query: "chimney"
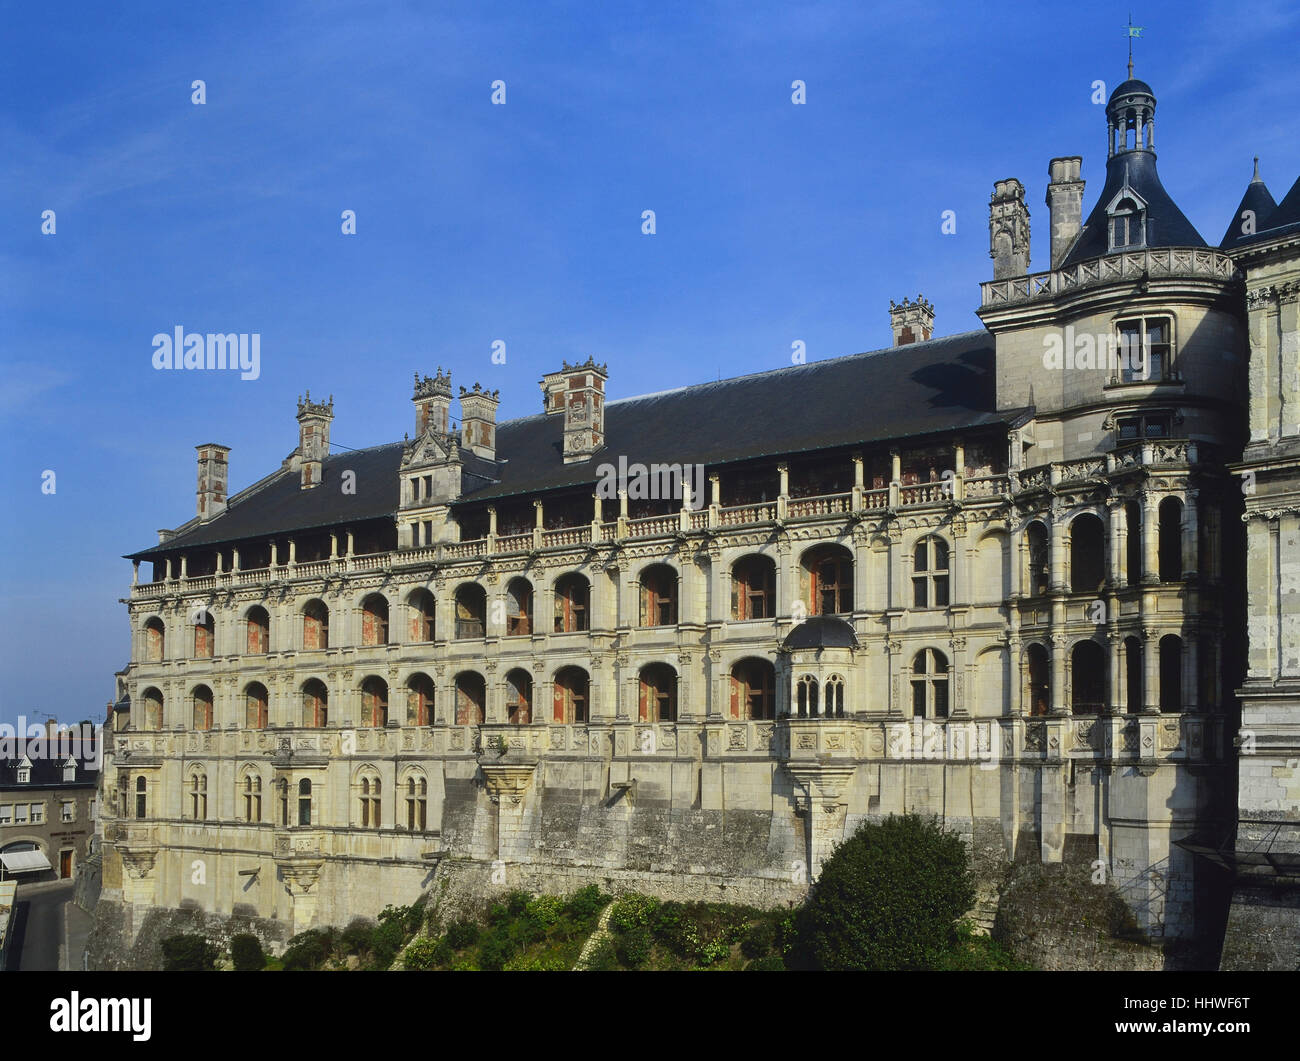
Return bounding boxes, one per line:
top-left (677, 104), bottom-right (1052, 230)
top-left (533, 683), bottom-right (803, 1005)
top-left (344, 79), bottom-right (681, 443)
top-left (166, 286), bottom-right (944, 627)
top-left (296, 391), bottom-right (334, 489)
top-left (1045, 157), bottom-right (1085, 269)
top-left (549, 357), bottom-right (608, 463)
top-left (196, 443), bottom-right (230, 522)
top-left (458, 384), bottom-right (500, 460)
top-left (889, 296), bottom-right (935, 346)
top-left (413, 369), bottom-right (453, 436)
top-left (989, 178), bottom-right (1031, 279)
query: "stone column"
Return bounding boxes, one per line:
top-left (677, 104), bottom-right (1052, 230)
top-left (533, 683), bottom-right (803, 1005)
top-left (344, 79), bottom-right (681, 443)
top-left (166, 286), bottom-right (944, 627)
top-left (1050, 633), bottom-right (1068, 715)
top-left (1142, 626), bottom-right (1160, 713)
top-left (1049, 517), bottom-right (1068, 593)
top-left (1182, 490), bottom-right (1199, 580)
top-left (1107, 498), bottom-right (1125, 587)
top-left (1141, 490), bottom-right (1160, 585)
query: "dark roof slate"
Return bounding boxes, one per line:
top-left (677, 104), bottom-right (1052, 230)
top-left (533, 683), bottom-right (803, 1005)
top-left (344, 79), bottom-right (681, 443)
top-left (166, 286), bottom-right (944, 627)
top-left (131, 330), bottom-right (1017, 559)
top-left (1220, 174), bottom-right (1279, 249)
top-left (782, 616), bottom-right (860, 651)
top-left (1060, 150), bottom-right (1207, 268)
top-left (0, 748), bottom-right (100, 789)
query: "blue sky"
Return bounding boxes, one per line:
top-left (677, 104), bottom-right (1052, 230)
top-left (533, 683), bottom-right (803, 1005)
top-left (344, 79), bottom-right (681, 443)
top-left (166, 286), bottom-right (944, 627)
top-left (1, 0), bottom-right (1297, 725)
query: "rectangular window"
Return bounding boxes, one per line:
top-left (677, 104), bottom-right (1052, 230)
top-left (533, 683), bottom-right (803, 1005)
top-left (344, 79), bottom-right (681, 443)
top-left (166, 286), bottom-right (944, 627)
top-left (61, 801), bottom-right (75, 823)
top-left (1116, 317), bottom-right (1174, 382)
top-left (0, 805), bottom-right (12, 825)
top-left (31, 803), bottom-right (44, 824)
top-left (15, 804), bottom-right (28, 824)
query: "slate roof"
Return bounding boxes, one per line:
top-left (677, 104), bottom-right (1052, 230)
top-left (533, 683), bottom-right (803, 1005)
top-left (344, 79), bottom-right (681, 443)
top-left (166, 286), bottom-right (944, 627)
top-left (1229, 174), bottom-right (1300, 250)
top-left (1060, 149), bottom-right (1207, 268)
top-left (130, 329), bottom-right (1020, 561)
top-left (782, 616), bottom-right (860, 651)
top-left (1220, 166), bottom-right (1278, 249)
top-left (0, 748), bottom-right (100, 790)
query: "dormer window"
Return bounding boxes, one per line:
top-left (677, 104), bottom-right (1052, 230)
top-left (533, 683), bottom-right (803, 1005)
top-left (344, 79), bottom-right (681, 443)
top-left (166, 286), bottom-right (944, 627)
top-left (17, 767), bottom-right (30, 784)
top-left (1109, 197), bottom-right (1145, 250)
top-left (63, 757), bottom-right (77, 783)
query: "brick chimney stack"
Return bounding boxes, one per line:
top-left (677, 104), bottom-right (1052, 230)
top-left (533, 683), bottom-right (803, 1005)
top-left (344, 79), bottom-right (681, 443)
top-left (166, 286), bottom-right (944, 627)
top-left (539, 357), bottom-right (608, 463)
top-left (989, 178), bottom-right (1031, 279)
top-left (889, 296), bottom-right (935, 346)
top-left (196, 443), bottom-right (230, 522)
top-left (1045, 157), bottom-right (1085, 268)
top-left (413, 369), bottom-right (452, 436)
top-left (458, 384), bottom-right (500, 460)
top-left (296, 392), bottom-right (333, 489)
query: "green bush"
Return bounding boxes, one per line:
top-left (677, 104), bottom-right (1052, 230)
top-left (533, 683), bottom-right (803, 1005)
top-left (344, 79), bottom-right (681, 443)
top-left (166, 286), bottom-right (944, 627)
top-left (477, 928), bottom-right (516, 971)
top-left (584, 937), bottom-right (619, 971)
top-left (446, 920), bottom-right (479, 950)
top-left (525, 895), bottom-right (564, 933)
top-left (341, 918), bottom-right (375, 954)
top-left (615, 925), bottom-right (652, 968)
top-left (230, 933), bottom-right (266, 972)
top-left (740, 921), bottom-right (775, 960)
top-left (609, 893), bottom-right (660, 934)
top-left (161, 934), bottom-right (218, 971)
top-left (563, 883), bottom-right (607, 923)
top-left (797, 813), bottom-right (974, 970)
top-left (402, 937), bottom-right (441, 970)
top-left (369, 907), bottom-right (410, 969)
top-left (504, 890), bottom-right (532, 917)
top-left (744, 954), bottom-right (786, 971)
top-left (281, 928), bottom-right (336, 971)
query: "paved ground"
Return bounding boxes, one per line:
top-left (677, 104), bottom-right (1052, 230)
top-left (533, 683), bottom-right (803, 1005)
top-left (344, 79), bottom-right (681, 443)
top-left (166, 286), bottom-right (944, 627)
top-left (6, 879), bottom-right (76, 971)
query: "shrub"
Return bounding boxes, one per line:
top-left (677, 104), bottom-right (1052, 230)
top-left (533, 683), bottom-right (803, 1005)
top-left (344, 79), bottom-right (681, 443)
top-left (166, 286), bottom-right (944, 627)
top-left (504, 890), bottom-right (532, 917)
top-left (525, 894), bottom-right (564, 933)
top-left (161, 934), bottom-right (218, 971)
top-left (563, 883), bottom-right (606, 923)
top-left (446, 920), bottom-right (479, 950)
top-left (369, 908), bottom-right (409, 970)
top-left (609, 893), bottom-right (660, 935)
top-left (477, 929), bottom-right (516, 971)
top-left (281, 928), bottom-right (336, 971)
top-left (743, 954), bottom-right (786, 971)
top-left (615, 925), bottom-right (652, 968)
top-left (230, 933), bottom-right (266, 972)
top-left (740, 921), bottom-right (775, 960)
top-left (341, 918), bottom-right (375, 955)
top-left (584, 937), bottom-right (619, 971)
top-left (797, 813), bottom-right (974, 970)
top-left (401, 937), bottom-right (441, 971)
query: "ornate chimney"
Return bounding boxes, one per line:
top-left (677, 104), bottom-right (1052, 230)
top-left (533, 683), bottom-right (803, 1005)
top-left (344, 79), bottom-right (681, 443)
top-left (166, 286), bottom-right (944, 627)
top-left (989, 178), bottom-right (1031, 279)
top-left (1045, 157), bottom-right (1085, 268)
top-left (413, 369), bottom-right (453, 436)
top-left (458, 384), bottom-right (500, 460)
top-left (195, 444), bottom-right (230, 522)
top-left (889, 296), bottom-right (935, 347)
top-left (296, 392), bottom-right (333, 489)
top-left (541, 357), bottom-right (608, 463)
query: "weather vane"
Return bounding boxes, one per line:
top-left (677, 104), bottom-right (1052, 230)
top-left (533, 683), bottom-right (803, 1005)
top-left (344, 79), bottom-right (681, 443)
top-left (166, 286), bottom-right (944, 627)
top-left (1126, 14), bottom-right (1144, 79)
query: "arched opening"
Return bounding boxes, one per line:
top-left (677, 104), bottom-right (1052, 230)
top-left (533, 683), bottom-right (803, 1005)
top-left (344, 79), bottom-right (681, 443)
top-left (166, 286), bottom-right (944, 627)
top-left (144, 618), bottom-right (165, 662)
top-left (553, 574), bottom-right (589, 633)
top-left (297, 779), bottom-right (312, 826)
top-left (1124, 636), bottom-right (1144, 712)
top-left (1071, 640), bottom-right (1107, 715)
top-left (404, 774), bottom-right (428, 831)
top-left (911, 649), bottom-right (949, 719)
top-left (454, 584), bottom-right (486, 639)
top-left (361, 594), bottom-right (390, 646)
top-left (1026, 522), bottom-right (1049, 596)
top-left (802, 544), bottom-right (853, 615)
top-left (358, 773), bottom-right (381, 828)
top-left (246, 606), bottom-right (270, 654)
top-left (639, 564), bottom-right (678, 627)
top-left (301, 679), bottom-right (329, 728)
top-left (553, 666), bottom-right (590, 724)
top-left (825, 674), bottom-right (846, 718)
top-left (360, 676), bottom-right (389, 728)
top-left (1125, 500), bottom-right (1142, 583)
top-left (407, 588), bottom-right (436, 642)
top-left (731, 555), bottom-right (776, 620)
top-left (1026, 643), bottom-right (1050, 716)
top-left (191, 685), bottom-right (214, 731)
top-left (505, 668), bottom-right (533, 724)
top-left (193, 611), bottom-right (214, 658)
top-left (1159, 497), bottom-right (1183, 582)
top-left (638, 663), bottom-right (677, 722)
top-left (454, 672), bottom-right (486, 726)
top-left (241, 772), bottom-right (262, 822)
top-left (244, 682), bottom-right (269, 730)
top-left (796, 674), bottom-right (819, 718)
top-left (506, 578), bottom-right (533, 636)
top-left (1159, 635), bottom-right (1183, 712)
top-left (730, 658), bottom-right (776, 720)
top-left (141, 688), bottom-right (163, 731)
top-left (1070, 513), bottom-right (1106, 593)
top-left (912, 537), bottom-right (951, 608)
top-left (302, 599), bottom-right (329, 650)
top-left (188, 771), bottom-right (208, 820)
top-left (406, 673), bottom-right (435, 726)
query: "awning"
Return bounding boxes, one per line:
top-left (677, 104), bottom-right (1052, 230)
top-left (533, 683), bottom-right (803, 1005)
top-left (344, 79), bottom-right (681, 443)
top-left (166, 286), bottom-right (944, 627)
top-left (0, 850), bottom-right (52, 874)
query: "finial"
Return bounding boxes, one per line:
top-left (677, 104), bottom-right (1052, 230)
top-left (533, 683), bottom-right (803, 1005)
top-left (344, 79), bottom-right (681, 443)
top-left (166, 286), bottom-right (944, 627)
top-left (1252, 156), bottom-right (1261, 182)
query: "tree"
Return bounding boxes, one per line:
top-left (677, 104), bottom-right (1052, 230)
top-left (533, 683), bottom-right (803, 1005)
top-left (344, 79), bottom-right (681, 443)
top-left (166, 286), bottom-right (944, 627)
top-left (797, 814), bottom-right (974, 970)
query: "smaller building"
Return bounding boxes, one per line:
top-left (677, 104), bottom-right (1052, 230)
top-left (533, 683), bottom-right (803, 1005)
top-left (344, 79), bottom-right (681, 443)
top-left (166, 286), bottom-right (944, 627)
top-left (0, 723), bottom-right (100, 884)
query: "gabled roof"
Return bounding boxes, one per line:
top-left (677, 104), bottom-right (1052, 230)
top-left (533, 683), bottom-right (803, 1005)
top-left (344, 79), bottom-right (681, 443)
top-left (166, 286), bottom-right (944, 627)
top-left (1060, 151), bottom-right (1207, 268)
top-left (129, 329), bottom-right (1019, 560)
top-left (0, 749), bottom-right (99, 789)
top-left (1220, 165), bottom-right (1278, 249)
